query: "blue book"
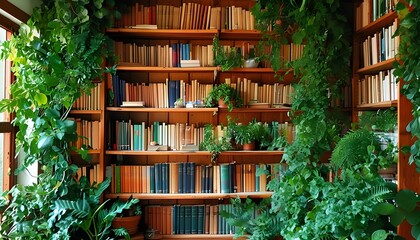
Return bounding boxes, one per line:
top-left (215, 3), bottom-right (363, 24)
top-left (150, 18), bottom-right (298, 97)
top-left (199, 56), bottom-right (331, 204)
top-left (191, 205), bottom-right (198, 234)
top-left (175, 80), bottom-right (180, 101)
top-left (168, 80), bottom-right (177, 108)
top-left (150, 165), bottom-right (155, 193)
top-left (182, 162), bottom-right (187, 193)
top-left (197, 205), bottom-right (204, 234)
top-left (178, 162), bottom-right (184, 193)
top-left (162, 163), bottom-right (169, 193)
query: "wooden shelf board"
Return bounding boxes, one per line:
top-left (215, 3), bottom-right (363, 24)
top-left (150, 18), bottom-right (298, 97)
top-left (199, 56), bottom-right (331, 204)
top-left (161, 234), bottom-right (237, 239)
top-left (220, 108), bottom-right (291, 113)
top-left (116, 65), bottom-right (218, 72)
top-left (71, 149), bottom-right (101, 155)
top-left (106, 150), bottom-right (284, 156)
top-left (106, 192), bottom-right (272, 200)
top-left (106, 107), bottom-right (218, 113)
top-left (106, 28), bottom-right (218, 40)
top-left (70, 110), bottom-right (102, 115)
top-left (355, 100), bottom-right (398, 109)
top-left (220, 29), bottom-right (262, 40)
top-left (221, 151), bottom-right (284, 156)
top-left (356, 11), bottom-right (397, 38)
top-left (356, 58), bottom-right (395, 75)
top-left (106, 150), bottom-right (211, 156)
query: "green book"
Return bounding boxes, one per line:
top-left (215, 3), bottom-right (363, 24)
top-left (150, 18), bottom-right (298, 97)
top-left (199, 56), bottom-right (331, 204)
top-left (133, 124), bottom-right (139, 150)
top-left (179, 205), bottom-right (185, 234)
top-left (150, 165), bottom-right (155, 193)
top-left (191, 205), bottom-right (198, 234)
top-left (197, 205), bottom-right (204, 234)
top-left (255, 164), bottom-right (260, 192)
top-left (220, 164), bottom-right (230, 193)
top-left (115, 165), bottom-right (121, 193)
top-left (184, 205), bottom-right (192, 234)
top-left (172, 205), bottom-right (178, 234)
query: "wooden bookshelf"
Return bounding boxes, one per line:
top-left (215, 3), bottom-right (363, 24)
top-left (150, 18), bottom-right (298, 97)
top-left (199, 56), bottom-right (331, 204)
top-left (104, 1), bottom-right (291, 239)
top-left (355, 11), bottom-right (397, 38)
top-left (355, 58), bottom-right (395, 75)
top-left (355, 100), bottom-right (398, 110)
top-left (106, 28), bottom-right (218, 40)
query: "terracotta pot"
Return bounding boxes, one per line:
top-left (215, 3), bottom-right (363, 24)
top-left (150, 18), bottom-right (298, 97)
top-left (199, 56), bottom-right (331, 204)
top-left (112, 215), bottom-right (141, 235)
top-left (218, 98), bottom-right (228, 108)
top-left (242, 142), bottom-right (255, 150)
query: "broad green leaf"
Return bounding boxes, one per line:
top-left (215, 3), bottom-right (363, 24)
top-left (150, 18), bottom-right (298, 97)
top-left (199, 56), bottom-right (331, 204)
top-left (406, 210), bottom-right (420, 226)
top-left (373, 202), bottom-right (395, 215)
top-left (396, 190), bottom-right (417, 212)
top-left (34, 93), bottom-right (48, 106)
top-left (38, 135), bottom-right (54, 150)
top-left (411, 224), bottom-right (420, 240)
top-left (390, 208), bottom-right (405, 226)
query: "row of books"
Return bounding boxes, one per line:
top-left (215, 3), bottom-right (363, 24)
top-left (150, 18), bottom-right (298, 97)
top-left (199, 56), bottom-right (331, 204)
top-left (357, 69), bottom-right (398, 105)
top-left (145, 204), bottom-right (253, 235)
top-left (76, 164), bottom-right (99, 185)
top-left (355, 0), bottom-right (397, 30)
top-left (115, 3), bottom-right (257, 31)
top-left (72, 83), bottom-right (102, 110)
top-left (113, 121), bottom-right (203, 151)
top-left (108, 163), bottom-right (284, 194)
top-left (360, 19), bottom-right (398, 68)
top-left (70, 119), bottom-right (101, 150)
top-left (111, 75), bottom-right (295, 108)
top-left (114, 42), bottom-right (215, 67)
top-left (225, 77), bottom-right (294, 106)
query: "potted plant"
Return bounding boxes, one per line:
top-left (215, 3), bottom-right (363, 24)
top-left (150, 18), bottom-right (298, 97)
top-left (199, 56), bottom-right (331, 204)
top-left (112, 198), bottom-right (142, 236)
top-left (205, 83), bottom-right (243, 111)
top-left (232, 120), bottom-right (269, 150)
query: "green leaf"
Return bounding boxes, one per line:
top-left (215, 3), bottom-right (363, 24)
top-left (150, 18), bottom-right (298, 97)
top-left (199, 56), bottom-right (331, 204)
top-left (411, 224), bottom-right (420, 240)
top-left (371, 230), bottom-right (388, 240)
top-left (390, 208), bottom-right (405, 226)
top-left (34, 93), bottom-right (48, 106)
top-left (396, 190), bottom-right (418, 212)
top-left (292, 31), bottom-right (305, 45)
top-left (406, 210), bottom-right (420, 226)
top-left (373, 202), bottom-right (395, 215)
top-left (38, 134), bottom-right (54, 150)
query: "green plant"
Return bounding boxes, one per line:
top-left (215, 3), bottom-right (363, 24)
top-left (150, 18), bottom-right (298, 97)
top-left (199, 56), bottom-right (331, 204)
top-left (232, 120), bottom-right (269, 146)
top-left (205, 83), bottom-right (243, 111)
top-left (358, 109), bottom-right (398, 132)
top-left (212, 35), bottom-right (244, 71)
top-left (199, 124), bottom-right (232, 163)
top-left (393, 1), bottom-right (420, 173)
top-left (0, 0), bottom-right (126, 238)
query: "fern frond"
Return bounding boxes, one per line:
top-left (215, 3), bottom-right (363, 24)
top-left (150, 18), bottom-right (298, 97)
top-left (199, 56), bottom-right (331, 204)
top-left (331, 129), bottom-right (376, 170)
top-left (53, 199), bottom-right (91, 218)
top-left (368, 186), bottom-right (392, 202)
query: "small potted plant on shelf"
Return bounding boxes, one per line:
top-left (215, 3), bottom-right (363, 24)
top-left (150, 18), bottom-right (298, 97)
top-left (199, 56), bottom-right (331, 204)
top-left (205, 83), bottom-right (243, 112)
top-left (112, 198), bottom-right (142, 236)
top-left (199, 124), bottom-right (233, 163)
top-left (212, 35), bottom-right (244, 71)
top-left (232, 120), bottom-right (269, 150)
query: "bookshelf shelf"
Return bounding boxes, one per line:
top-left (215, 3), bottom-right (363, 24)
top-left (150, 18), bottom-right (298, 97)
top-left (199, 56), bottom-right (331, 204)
top-left (106, 192), bottom-right (272, 200)
top-left (356, 58), bottom-right (395, 75)
top-left (161, 234), bottom-right (238, 239)
top-left (106, 150), bottom-right (211, 156)
top-left (220, 151), bottom-right (284, 156)
top-left (355, 11), bottom-right (397, 38)
top-left (220, 108), bottom-right (291, 113)
top-left (69, 110), bottom-right (102, 115)
top-left (106, 28), bottom-right (218, 40)
top-left (116, 65), bottom-right (218, 72)
top-left (356, 100), bottom-right (398, 110)
top-left (106, 107), bottom-right (218, 113)
top-left (220, 29), bottom-right (262, 40)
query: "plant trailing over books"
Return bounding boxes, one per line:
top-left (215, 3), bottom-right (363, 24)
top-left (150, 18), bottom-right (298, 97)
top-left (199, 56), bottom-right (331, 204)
top-left (357, 108), bottom-right (397, 133)
top-left (393, 1), bottom-right (420, 173)
top-left (0, 0), bottom-right (132, 238)
top-left (205, 83), bottom-right (243, 111)
top-left (212, 35), bottom-right (244, 71)
top-left (199, 124), bottom-right (232, 163)
top-left (232, 119), bottom-right (269, 150)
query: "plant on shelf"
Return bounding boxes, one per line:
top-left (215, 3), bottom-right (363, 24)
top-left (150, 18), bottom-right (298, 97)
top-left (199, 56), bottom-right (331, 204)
top-left (232, 120), bottom-right (269, 150)
top-left (112, 197), bottom-right (142, 236)
top-left (205, 83), bottom-right (243, 111)
top-left (0, 0), bottom-right (133, 238)
top-left (199, 124), bottom-right (232, 164)
top-left (212, 35), bottom-right (245, 71)
top-left (357, 108), bottom-right (397, 133)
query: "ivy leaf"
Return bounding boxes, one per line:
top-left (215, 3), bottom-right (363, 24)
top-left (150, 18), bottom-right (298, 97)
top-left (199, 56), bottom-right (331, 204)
top-left (390, 208), bottom-right (405, 226)
top-left (34, 93), bottom-right (48, 106)
top-left (412, 224), bottom-right (420, 240)
top-left (406, 210), bottom-right (420, 226)
top-left (292, 31), bottom-right (305, 45)
top-left (38, 134), bottom-right (54, 150)
top-left (371, 230), bottom-right (388, 240)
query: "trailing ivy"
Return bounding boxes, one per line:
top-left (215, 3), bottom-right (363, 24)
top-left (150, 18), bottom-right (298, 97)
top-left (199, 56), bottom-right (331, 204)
top-left (0, 0), bottom-right (136, 239)
top-left (393, 1), bottom-right (420, 173)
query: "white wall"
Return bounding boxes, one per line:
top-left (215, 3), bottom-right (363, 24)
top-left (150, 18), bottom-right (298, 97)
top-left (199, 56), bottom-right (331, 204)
top-left (7, 0), bottom-right (41, 15)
